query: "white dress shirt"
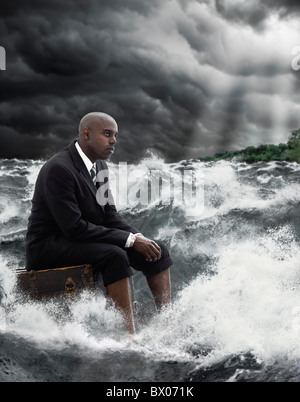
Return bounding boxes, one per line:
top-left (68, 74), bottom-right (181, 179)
top-left (75, 141), bottom-right (94, 174)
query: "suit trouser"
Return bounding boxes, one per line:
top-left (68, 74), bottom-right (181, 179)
top-left (26, 234), bottom-right (173, 287)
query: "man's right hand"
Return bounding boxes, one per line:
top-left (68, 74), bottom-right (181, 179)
top-left (133, 236), bottom-right (162, 262)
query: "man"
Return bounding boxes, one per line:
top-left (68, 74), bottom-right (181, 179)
top-left (25, 112), bottom-right (173, 334)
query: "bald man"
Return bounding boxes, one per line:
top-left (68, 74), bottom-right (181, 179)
top-left (25, 112), bottom-right (173, 333)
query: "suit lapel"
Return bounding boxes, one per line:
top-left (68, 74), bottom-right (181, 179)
top-left (80, 168), bottom-right (97, 197)
top-left (68, 141), bottom-right (105, 212)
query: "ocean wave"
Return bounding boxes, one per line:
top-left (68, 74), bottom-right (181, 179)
top-left (1, 157), bottom-right (300, 381)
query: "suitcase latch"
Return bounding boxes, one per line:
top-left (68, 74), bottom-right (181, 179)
top-left (65, 277), bottom-right (77, 296)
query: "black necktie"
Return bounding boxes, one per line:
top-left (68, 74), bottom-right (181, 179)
top-left (90, 165), bottom-right (97, 187)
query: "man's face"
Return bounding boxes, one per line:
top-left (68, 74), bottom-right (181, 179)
top-left (86, 117), bottom-right (118, 161)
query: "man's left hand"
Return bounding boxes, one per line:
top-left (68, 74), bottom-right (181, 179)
top-left (132, 236), bottom-right (162, 262)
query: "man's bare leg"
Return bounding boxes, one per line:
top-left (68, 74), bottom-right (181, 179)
top-left (146, 268), bottom-right (171, 311)
top-left (106, 278), bottom-right (135, 334)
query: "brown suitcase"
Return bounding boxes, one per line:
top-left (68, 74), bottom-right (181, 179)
top-left (17, 264), bottom-right (96, 300)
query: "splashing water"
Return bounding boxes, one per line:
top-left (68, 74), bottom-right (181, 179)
top-left (1, 157), bottom-right (300, 382)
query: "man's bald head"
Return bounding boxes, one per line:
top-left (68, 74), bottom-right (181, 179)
top-left (79, 112), bottom-right (118, 138)
top-left (77, 112), bottom-right (118, 162)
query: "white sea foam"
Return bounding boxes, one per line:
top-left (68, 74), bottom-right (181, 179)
top-left (136, 226), bottom-right (300, 365)
top-left (0, 198), bottom-right (19, 224)
top-left (2, 225), bottom-right (299, 368)
top-left (1, 158), bottom-right (300, 380)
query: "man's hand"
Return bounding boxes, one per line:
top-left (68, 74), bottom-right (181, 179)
top-left (133, 236), bottom-right (162, 262)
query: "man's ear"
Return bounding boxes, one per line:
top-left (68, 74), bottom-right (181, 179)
top-left (83, 127), bottom-right (90, 139)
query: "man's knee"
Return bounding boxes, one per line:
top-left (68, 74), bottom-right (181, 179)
top-left (95, 245), bottom-right (133, 287)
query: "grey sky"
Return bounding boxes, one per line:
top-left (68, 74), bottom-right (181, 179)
top-left (0, 0), bottom-right (299, 162)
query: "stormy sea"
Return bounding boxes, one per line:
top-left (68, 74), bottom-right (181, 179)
top-left (1, 155), bottom-right (300, 383)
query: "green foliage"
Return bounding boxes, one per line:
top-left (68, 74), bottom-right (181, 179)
top-left (200, 129), bottom-right (300, 163)
top-left (285, 129), bottom-right (300, 162)
top-left (288, 128), bottom-right (300, 145)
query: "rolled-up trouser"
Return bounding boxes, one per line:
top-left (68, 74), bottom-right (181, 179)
top-left (26, 234), bottom-right (173, 287)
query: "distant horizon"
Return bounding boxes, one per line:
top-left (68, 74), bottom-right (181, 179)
top-left (0, 128), bottom-right (297, 164)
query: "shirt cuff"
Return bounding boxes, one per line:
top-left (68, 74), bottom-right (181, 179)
top-left (125, 233), bottom-right (143, 248)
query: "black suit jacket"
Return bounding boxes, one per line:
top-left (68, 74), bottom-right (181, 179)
top-left (25, 141), bottom-right (138, 269)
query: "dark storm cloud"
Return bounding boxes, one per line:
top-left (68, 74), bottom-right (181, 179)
top-left (0, 0), bottom-right (299, 162)
top-left (0, 0), bottom-right (168, 160)
top-left (214, 0), bottom-right (300, 27)
top-left (214, 0), bottom-right (269, 28)
top-left (264, 0), bottom-right (300, 15)
top-left (0, 0), bottom-right (207, 162)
